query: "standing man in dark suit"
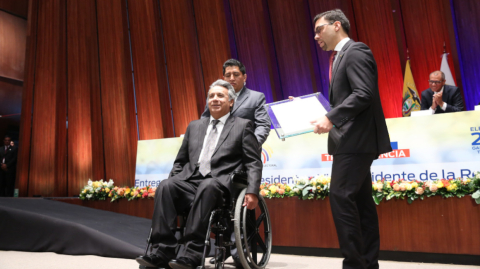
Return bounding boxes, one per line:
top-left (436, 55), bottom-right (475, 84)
top-left (202, 59), bottom-right (271, 149)
top-left (0, 135), bottom-right (18, 197)
top-left (311, 10), bottom-right (391, 269)
top-left (136, 79), bottom-right (262, 269)
top-left (420, 70), bottom-right (464, 113)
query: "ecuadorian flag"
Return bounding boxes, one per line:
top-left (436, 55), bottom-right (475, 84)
top-left (402, 60), bottom-right (421, 117)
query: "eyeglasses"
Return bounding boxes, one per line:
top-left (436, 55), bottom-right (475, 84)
top-left (315, 21), bottom-right (334, 35)
top-left (428, 80), bottom-right (444, 85)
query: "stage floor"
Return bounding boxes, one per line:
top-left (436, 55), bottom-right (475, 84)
top-left (1, 251), bottom-right (479, 269)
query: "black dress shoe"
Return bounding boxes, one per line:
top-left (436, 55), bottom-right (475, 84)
top-left (232, 256), bottom-right (246, 269)
top-left (168, 257), bottom-right (198, 269)
top-left (136, 254), bottom-right (171, 269)
top-left (209, 250), bottom-right (231, 264)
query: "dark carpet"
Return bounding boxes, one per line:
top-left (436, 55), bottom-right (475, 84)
top-left (0, 198), bottom-right (150, 259)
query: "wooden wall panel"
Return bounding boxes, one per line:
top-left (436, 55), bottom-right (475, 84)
top-left (400, 0), bottom-right (457, 93)
top-left (229, 0), bottom-right (281, 102)
top-left (352, 0), bottom-right (403, 118)
top-left (28, 0), bottom-right (67, 196)
top-left (17, 0), bottom-right (38, 197)
top-left (0, 0), bottom-right (29, 18)
top-left (269, 197), bottom-right (480, 254)
top-left (159, 0), bottom-right (206, 136)
top-left (266, 0), bottom-right (322, 98)
top-left (0, 11), bottom-right (27, 81)
top-left (66, 0), bottom-right (105, 196)
top-left (193, 0), bottom-right (231, 89)
top-left (96, 0), bottom-right (137, 187)
top-left (127, 0), bottom-right (173, 140)
top-left (308, 0), bottom-right (358, 101)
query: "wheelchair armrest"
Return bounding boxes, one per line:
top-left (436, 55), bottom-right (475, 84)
top-left (230, 171), bottom-right (248, 188)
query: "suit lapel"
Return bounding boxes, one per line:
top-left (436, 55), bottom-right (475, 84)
top-left (232, 87), bottom-right (249, 114)
top-left (194, 117), bottom-right (210, 162)
top-left (329, 40), bottom-right (354, 103)
top-left (212, 116), bottom-right (235, 157)
top-left (442, 85), bottom-right (449, 103)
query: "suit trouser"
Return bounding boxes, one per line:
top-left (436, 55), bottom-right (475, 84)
top-left (150, 172), bottom-right (228, 264)
top-left (330, 153), bottom-right (379, 269)
top-left (0, 168), bottom-right (15, 197)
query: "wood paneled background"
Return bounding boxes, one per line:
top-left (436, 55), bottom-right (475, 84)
top-left (5, 0), bottom-right (479, 196)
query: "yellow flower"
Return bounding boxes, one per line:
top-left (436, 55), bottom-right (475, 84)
top-left (372, 184), bottom-right (378, 191)
top-left (447, 184), bottom-right (458, 192)
top-left (82, 189), bottom-right (87, 194)
top-left (405, 184), bottom-right (413, 191)
top-left (269, 185), bottom-right (277, 194)
top-left (437, 182), bottom-right (444, 188)
top-left (105, 188), bottom-right (110, 193)
top-left (285, 186), bottom-right (291, 192)
top-left (137, 194), bottom-right (141, 197)
top-left (411, 182), bottom-right (418, 189)
top-left (316, 186), bottom-right (321, 190)
top-left (125, 188), bottom-right (131, 195)
top-left (108, 193), bottom-right (112, 197)
top-left (467, 179), bottom-right (471, 183)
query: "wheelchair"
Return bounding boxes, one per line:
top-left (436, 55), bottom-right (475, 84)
top-left (140, 171), bottom-right (272, 269)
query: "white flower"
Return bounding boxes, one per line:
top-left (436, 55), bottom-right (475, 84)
top-left (87, 179), bottom-right (92, 186)
top-left (107, 179), bottom-right (114, 187)
top-left (86, 194), bottom-right (92, 199)
top-left (476, 172), bottom-right (480, 179)
top-left (293, 188), bottom-right (299, 194)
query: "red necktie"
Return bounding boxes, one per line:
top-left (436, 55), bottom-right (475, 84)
top-left (329, 51), bottom-right (337, 83)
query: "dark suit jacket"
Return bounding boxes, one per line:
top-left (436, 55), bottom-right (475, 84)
top-left (325, 40), bottom-right (391, 156)
top-left (420, 85), bottom-right (464, 113)
top-left (1, 145), bottom-right (17, 171)
top-left (168, 116), bottom-right (262, 196)
top-left (202, 87), bottom-right (271, 146)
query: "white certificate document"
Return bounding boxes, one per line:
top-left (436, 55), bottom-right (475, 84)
top-left (270, 96), bottom-right (328, 137)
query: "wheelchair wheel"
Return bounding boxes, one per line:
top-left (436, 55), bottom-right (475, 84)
top-left (234, 188), bottom-right (272, 269)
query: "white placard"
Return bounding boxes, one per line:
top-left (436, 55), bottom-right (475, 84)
top-left (410, 110), bottom-right (433, 117)
top-left (270, 97), bottom-right (327, 136)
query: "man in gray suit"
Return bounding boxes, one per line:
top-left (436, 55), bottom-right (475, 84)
top-left (136, 79), bottom-right (262, 269)
top-left (202, 59), bottom-right (271, 148)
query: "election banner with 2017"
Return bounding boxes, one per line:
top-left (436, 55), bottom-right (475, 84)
top-left (134, 111), bottom-right (480, 187)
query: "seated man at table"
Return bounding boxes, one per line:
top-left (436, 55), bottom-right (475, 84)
top-left (136, 79), bottom-right (262, 269)
top-left (420, 70), bottom-right (464, 114)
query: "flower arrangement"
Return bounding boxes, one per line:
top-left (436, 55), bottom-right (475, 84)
top-left (79, 179), bottom-right (114, 201)
top-left (259, 182), bottom-right (292, 198)
top-left (260, 175), bottom-right (331, 200)
top-left (259, 172), bottom-right (480, 204)
top-left (79, 179), bottom-right (156, 202)
top-left (79, 171), bottom-right (480, 205)
top-left (372, 176), bottom-right (475, 205)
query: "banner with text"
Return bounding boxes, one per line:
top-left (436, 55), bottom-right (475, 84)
top-left (135, 111), bottom-right (480, 187)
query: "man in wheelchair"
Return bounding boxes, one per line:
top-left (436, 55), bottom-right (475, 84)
top-left (136, 79), bottom-right (262, 269)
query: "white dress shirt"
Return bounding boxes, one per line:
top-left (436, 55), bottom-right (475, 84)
top-left (198, 112), bottom-right (230, 164)
top-left (332, 37), bottom-right (351, 69)
top-left (234, 88), bottom-right (243, 102)
top-left (428, 87), bottom-right (447, 114)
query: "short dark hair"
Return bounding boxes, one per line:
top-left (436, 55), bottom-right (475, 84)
top-left (313, 9), bottom-right (350, 36)
top-left (223, 59), bottom-right (246, 75)
top-left (4, 135), bottom-right (12, 141)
